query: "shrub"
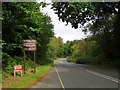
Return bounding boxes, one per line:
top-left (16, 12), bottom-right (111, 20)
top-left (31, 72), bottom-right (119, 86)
top-left (75, 57), bottom-right (86, 64)
top-left (110, 59), bottom-right (120, 68)
top-left (4, 56), bottom-right (17, 74)
top-left (2, 71), bottom-right (8, 80)
top-left (2, 54), bottom-right (36, 77)
top-left (67, 56), bottom-right (75, 62)
top-left (92, 54), bottom-right (107, 65)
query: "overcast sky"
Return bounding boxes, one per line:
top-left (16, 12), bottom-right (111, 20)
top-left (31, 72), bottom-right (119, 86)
top-left (41, 4), bottom-right (88, 43)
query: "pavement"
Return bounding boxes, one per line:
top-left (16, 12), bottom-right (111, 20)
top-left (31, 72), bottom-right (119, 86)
top-left (29, 58), bottom-right (120, 89)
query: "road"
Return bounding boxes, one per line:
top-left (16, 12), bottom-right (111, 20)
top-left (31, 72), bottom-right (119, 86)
top-left (30, 58), bottom-right (119, 89)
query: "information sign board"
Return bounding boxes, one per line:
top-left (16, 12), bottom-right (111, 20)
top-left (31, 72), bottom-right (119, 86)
top-left (23, 40), bottom-right (36, 51)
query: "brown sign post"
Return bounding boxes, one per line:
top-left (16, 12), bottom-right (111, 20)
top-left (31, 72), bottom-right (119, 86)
top-left (23, 40), bottom-right (37, 74)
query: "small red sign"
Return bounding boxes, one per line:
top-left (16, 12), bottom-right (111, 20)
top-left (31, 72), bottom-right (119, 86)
top-left (14, 66), bottom-right (22, 70)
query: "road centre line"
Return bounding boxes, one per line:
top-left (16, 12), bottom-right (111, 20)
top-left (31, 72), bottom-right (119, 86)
top-left (55, 67), bottom-right (65, 90)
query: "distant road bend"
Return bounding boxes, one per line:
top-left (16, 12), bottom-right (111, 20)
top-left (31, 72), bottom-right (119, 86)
top-left (31, 58), bottom-right (119, 89)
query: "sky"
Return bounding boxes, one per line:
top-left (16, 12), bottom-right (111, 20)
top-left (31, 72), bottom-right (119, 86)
top-left (41, 3), bottom-right (88, 43)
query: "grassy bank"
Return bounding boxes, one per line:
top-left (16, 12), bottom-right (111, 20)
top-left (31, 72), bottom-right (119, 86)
top-left (2, 64), bottom-right (53, 89)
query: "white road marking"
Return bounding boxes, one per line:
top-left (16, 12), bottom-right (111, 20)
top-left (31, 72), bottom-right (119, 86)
top-left (55, 60), bottom-right (120, 87)
top-left (80, 68), bottom-right (120, 83)
top-left (55, 67), bottom-right (65, 90)
top-left (60, 61), bottom-right (63, 63)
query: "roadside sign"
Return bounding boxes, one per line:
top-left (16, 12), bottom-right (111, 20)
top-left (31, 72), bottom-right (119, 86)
top-left (22, 39), bottom-right (37, 74)
top-left (23, 40), bottom-right (36, 51)
top-left (14, 65), bottom-right (22, 76)
top-left (14, 66), bottom-right (22, 70)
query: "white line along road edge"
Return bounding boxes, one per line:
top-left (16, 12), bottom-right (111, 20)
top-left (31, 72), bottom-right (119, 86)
top-left (81, 68), bottom-right (120, 83)
top-left (55, 67), bottom-right (65, 90)
top-left (70, 63), bottom-right (120, 84)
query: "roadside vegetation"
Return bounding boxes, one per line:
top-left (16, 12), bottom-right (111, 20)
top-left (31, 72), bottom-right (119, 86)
top-left (2, 2), bottom-right (68, 88)
top-left (2, 64), bottom-right (52, 88)
top-left (2, 2), bottom-right (55, 88)
top-left (52, 2), bottom-right (120, 68)
top-left (2, 2), bottom-right (120, 89)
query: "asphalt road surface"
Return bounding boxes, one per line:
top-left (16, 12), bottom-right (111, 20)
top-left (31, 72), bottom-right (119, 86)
top-left (30, 58), bottom-right (119, 89)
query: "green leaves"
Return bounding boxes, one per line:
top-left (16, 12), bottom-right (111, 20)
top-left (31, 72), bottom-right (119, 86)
top-left (47, 37), bottom-right (64, 59)
top-left (52, 2), bottom-right (94, 28)
top-left (52, 2), bottom-right (119, 29)
top-left (52, 2), bottom-right (120, 66)
top-left (2, 2), bottom-right (54, 69)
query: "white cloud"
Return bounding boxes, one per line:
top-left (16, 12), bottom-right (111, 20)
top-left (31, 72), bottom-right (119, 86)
top-left (42, 4), bottom-right (88, 43)
top-left (36, 0), bottom-right (51, 3)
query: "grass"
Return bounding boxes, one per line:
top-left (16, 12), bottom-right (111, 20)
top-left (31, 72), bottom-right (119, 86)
top-left (2, 64), bottom-right (53, 89)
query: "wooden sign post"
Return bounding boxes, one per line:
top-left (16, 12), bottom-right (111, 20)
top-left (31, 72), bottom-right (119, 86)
top-left (23, 40), bottom-right (37, 74)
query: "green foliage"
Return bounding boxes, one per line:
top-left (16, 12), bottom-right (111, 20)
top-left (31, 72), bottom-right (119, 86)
top-left (2, 72), bottom-right (8, 79)
top-left (25, 58), bottom-right (35, 70)
top-left (2, 2), bottom-right (54, 77)
top-left (52, 2), bottom-right (120, 67)
top-left (67, 56), bottom-right (75, 62)
top-left (65, 34), bottom-right (120, 67)
top-left (2, 53), bottom-right (38, 79)
top-left (75, 57), bottom-right (88, 64)
top-left (52, 2), bottom-right (119, 29)
top-left (63, 41), bottom-right (73, 57)
top-left (52, 2), bottom-right (94, 28)
top-left (2, 65), bottom-right (53, 88)
top-left (47, 36), bottom-right (64, 59)
top-left (2, 54), bottom-right (23, 74)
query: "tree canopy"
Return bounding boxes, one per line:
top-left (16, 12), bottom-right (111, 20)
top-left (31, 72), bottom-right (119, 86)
top-left (52, 2), bottom-right (120, 29)
top-left (52, 2), bottom-right (120, 67)
top-left (2, 2), bottom-right (54, 74)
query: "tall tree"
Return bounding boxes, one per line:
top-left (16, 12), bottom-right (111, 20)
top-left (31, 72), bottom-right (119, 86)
top-left (48, 36), bottom-right (64, 59)
top-left (2, 2), bottom-right (54, 67)
top-left (52, 2), bottom-right (119, 28)
top-left (52, 2), bottom-right (120, 64)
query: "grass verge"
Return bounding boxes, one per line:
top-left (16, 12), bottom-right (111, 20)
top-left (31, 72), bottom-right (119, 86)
top-left (2, 64), bottom-right (53, 89)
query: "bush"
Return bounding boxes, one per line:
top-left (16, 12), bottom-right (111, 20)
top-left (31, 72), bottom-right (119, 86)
top-left (25, 58), bottom-right (35, 70)
top-left (36, 58), bottom-right (53, 65)
top-left (75, 57), bottom-right (87, 64)
top-left (110, 59), bottom-right (120, 68)
top-left (75, 55), bottom-right (106, 65)
top-left (67, 56), bottom-right (75, 62)
top-left (92, 54), bottom-right (107, 65)
top-left (3, 56), bottom-right (17, 74)
top-left (2, 54), bottom-right (36, 77)
top-left (2, 71), bottom-right (8, 80)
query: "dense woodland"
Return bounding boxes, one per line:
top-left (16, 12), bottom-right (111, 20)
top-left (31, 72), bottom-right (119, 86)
top-left (2, 2), bottom-right (120, 79)
top-left (52, 2), bottom-right (120, 67)
top-left (2, 2), bottom-right (54, 78)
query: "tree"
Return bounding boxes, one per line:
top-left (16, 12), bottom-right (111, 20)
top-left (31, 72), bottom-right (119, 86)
top-left (47, 36), bottom-right (64, 59)
top-left (63, 41), bottom-right (73, 57)
top-left (2, 2), bottom-right (54, 71)
top-left (52, 2), bottom-right (119, 28)
top-left (52, 2), bottom-right (120, 66)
